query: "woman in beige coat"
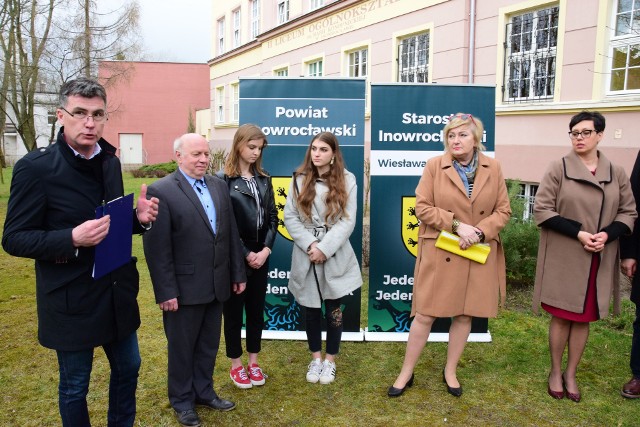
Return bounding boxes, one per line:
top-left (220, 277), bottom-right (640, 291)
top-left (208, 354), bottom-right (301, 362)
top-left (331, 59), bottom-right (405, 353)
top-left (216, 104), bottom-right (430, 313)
top-left (388, 114), bottom-right (511, 398)
top-left (533, 111), bottom-right (636, 402)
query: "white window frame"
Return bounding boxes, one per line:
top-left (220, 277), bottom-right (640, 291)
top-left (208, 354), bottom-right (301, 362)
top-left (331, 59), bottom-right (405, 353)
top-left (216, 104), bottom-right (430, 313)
top-left (503, 5), bottom-right (559, 102)
top-left (251, 0), bottom-right (260, 39)
top-left (277, 0), bottom-right (289, 24)
top-left (518, 183), bottom-right (538, 221)
top-left (348, 48), bottom-right (368, 78)
top-left (232, 9), bottom-right (241, 48)
top-left (231, 83), bottom-right (239, 122)
top-left (274, 67), bottom-right (289, 76)
top-left (397, 32), bottom-right (429, 83)
top-left (216, 86), bottom-right (225, 124)
top-left (310, 0), bottom-right (324, 10)
top-left (608, 0), bottom-right (640, 93)
top-left (306, 59), bottom-right (323, 77)
top-left (217, 18), bottom-right (225, 55)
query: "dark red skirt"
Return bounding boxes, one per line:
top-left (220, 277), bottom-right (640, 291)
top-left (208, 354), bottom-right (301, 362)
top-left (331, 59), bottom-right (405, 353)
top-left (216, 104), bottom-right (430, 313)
top-left (542, 253), bottom-right (600, 323)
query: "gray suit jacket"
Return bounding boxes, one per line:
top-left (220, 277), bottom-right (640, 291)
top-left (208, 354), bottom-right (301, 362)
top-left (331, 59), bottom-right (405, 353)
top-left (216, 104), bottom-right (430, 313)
top-left (143, 171), bottom-right (246, 305)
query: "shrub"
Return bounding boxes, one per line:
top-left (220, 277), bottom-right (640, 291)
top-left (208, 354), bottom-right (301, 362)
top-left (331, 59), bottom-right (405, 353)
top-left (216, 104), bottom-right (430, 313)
top-left (131, 161), bottom-right (178, 178)
top-left (502, 179), bottom-right (539, 287)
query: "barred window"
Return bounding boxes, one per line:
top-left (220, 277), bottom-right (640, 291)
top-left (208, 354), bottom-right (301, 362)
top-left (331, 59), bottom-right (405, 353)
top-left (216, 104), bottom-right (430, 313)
top-left (398, 32), bottom-right (429, 83)
top-left (609, 0), bottom-right (640, 92)
top-left (310, 0), bottom-right (324, 10)
top-left (503, 6), bottom-right (558, 102)
top-left (251, 0), bottom-right (260, 39)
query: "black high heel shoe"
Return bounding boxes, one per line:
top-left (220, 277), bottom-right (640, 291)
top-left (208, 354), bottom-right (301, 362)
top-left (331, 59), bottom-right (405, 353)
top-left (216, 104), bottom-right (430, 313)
top-left (387, 373), bottom-right (414, 397)
top-left (443, 370), bottom-right (462, 397)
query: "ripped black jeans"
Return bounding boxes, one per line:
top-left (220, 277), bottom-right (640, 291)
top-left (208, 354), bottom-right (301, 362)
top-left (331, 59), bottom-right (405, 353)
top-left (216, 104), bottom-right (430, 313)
top-left (304, 298), bottom-right (343, 356)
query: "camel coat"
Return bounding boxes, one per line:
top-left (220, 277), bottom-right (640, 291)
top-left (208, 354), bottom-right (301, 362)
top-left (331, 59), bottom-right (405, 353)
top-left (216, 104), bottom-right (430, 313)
top-left (533, 150), bottom-right (636, 318)
top-left (411, 152), bottom-right (511, 318)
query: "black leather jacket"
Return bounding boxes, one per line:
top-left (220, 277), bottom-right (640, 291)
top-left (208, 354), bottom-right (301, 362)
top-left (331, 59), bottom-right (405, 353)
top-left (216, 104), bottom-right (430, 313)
top-left (216, 171), bottom-right (278, 257)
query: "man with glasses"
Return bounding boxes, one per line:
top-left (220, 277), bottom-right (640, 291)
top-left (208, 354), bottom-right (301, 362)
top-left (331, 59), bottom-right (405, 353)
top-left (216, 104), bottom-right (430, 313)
top-left (2, 77), bottom-right (159, 426)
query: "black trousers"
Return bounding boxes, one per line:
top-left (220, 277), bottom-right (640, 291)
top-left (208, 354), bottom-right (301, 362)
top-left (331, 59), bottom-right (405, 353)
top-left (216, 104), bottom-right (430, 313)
top-left (163, 301), bottom-right (222, 411)
top-left (223, 252), bottom-right (269, 359)
top-left (304, 298), bottom-right (343, 356)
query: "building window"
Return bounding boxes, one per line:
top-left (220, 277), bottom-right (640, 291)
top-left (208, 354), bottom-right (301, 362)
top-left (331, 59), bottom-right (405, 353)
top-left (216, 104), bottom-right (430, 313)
top-left (251, 0), bottom-right (260, 39)
top-left (398, 32), bottom-right (429, 83)
top-left (47, 110), bottom-right (57, 126)
top-left (233, 9), bottom-right (241, 48)
top-left (503, 6), bottom-right (559, 102)
top-left (609, 0), bottom-right (640, 92)
top-left (274, 67), bottom-right (289, 76)
top-left (307, 59), bottom-right (323, 77)
top-left (231, 83), bottom-right (239, 122)
top-left (310, 0), bottom-right (324, 10)
top-left (217, 18), bottom-right (225, 55)
top-left (216, 87), bottom-right (225, 124)
top-left (348, 48), bottom-right (368, 77)
top-left (278, 0), bottom-right (289, 24)
top-left (518, 183), bottom-right (538, 221)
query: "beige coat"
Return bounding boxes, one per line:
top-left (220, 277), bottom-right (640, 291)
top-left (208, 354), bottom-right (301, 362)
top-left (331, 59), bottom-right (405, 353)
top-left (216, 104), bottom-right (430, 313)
top-left (411, 152), bottom-right (511, 318)
top-left (533, 150), bottom-right (636, 318)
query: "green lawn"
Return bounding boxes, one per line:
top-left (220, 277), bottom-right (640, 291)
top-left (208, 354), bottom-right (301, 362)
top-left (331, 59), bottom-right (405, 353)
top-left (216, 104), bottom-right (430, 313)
top-left (0, 168), bottom-right (638, 426)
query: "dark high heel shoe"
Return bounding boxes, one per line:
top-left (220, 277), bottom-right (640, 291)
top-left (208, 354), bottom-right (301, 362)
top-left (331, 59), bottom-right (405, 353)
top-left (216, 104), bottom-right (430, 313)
top-left (547, 374), bottom-right (564, 400)
top-left (443, 370), bottom-right (462, 397)
top-left (562, 373), bottom-right (581, 403)
top-left (387, 373), bottom-right (414, 397)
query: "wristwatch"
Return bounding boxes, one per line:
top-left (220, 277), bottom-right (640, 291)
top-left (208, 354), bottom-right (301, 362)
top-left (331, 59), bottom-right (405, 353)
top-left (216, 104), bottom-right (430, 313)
top-left (452, 218), bottom-right (460, 234)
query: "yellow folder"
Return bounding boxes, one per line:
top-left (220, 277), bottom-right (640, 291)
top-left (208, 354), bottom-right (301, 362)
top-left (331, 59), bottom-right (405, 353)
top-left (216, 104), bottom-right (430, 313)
top-left (434, 230), bottom-right (491, 264)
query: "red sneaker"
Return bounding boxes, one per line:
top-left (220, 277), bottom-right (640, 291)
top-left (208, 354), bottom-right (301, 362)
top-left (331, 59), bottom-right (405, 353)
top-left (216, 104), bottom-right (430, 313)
top-left (248, 363), bottom-right (266, 386)
top-left (230, 366), bottom-right (252, 389)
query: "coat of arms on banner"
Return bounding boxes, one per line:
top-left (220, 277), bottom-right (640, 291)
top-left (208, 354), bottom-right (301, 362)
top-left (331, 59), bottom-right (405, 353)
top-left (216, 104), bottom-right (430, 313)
top-left (272, 176), bottom-right (293, 241)
top-left (401, 196), bottom-right (419, 258)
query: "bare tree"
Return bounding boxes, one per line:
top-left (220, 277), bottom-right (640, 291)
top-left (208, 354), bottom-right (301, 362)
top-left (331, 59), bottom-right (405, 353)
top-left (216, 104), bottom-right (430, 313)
top-left (0, 0), bottom-right (142, 154)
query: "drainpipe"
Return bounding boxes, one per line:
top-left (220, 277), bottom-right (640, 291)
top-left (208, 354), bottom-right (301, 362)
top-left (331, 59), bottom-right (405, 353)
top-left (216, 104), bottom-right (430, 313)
top-left (468, 0), bottom-right (476, 83)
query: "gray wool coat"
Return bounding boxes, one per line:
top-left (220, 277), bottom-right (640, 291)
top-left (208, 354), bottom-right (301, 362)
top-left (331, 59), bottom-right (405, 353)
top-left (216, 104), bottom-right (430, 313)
top-left (284, 169), bottom-right (362, 308)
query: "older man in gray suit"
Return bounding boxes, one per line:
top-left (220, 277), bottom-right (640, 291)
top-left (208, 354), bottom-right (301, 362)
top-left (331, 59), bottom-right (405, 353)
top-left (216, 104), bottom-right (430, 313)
top-left (143, 133), bottom-right (246, 427)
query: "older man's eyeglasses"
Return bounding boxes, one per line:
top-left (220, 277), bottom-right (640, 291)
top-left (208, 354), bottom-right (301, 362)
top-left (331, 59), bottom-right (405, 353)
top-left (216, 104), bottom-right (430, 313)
top-left (568, 130), bottom-right (596, 139)
top-left (60, 107), bottom-right (108, 123)
top-left (449, 113), bottom-right (476, 125)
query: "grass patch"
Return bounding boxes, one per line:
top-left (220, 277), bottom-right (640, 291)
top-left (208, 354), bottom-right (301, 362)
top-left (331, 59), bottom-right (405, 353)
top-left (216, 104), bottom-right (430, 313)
top-left (0, 168), bottom-right (638, 426)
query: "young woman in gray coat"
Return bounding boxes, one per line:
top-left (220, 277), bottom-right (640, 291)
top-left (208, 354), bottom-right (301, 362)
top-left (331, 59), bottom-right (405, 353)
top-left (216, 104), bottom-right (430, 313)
top-left (284, 132), bottom-right (362, 385)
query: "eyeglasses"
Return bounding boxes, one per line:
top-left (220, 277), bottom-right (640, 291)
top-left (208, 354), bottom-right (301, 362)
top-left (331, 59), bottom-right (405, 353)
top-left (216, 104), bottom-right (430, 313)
top-left (449, 113), bottom-right (476, 125)
top-left (60, 107), bottom-right (108, 123)
top-left (568, 130), bottom-right (596, 139)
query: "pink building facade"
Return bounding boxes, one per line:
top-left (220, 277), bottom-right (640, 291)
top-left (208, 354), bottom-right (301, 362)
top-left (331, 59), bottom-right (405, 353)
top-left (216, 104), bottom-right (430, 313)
top-left (99, 61), bottom-right (210, 166)
top-left (210, 0), bottom-right (640, 212)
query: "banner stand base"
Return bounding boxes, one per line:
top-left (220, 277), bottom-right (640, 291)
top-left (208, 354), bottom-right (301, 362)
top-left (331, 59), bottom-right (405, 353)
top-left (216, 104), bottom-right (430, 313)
top-left (250, 330), bottom-right (366, 342)
top-left (364, 330), bottom-right (492, 343)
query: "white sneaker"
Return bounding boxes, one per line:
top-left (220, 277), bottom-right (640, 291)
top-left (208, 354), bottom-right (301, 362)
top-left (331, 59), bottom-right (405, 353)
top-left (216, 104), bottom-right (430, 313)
top-left (306, 358), bottom-right (323, 383)
top-left (319, 360), bottom-right (336, 384)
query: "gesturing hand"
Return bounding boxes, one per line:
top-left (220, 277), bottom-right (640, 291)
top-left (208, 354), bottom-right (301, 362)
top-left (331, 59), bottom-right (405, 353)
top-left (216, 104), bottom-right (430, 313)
top-left (136, 184), bottom-right (159, 224)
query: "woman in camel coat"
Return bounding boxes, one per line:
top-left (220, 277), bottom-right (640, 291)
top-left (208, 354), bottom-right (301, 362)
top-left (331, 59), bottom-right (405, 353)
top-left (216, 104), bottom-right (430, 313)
top-left (388, 114), bottom-right (511, 398)
top-left (533, 111), bottom-right (636, 403)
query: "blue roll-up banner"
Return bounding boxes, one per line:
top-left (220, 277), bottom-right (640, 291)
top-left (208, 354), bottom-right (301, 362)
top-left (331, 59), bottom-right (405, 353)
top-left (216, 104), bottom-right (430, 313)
top-left (367, 83), bottom-right (496, 342)
top-left (240, 78), bottom-right (366, 341)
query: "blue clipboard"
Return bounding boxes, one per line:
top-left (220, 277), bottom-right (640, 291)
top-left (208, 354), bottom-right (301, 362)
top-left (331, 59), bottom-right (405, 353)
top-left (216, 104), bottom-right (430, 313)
top-left (93, 193), bottom-right (134, 279)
